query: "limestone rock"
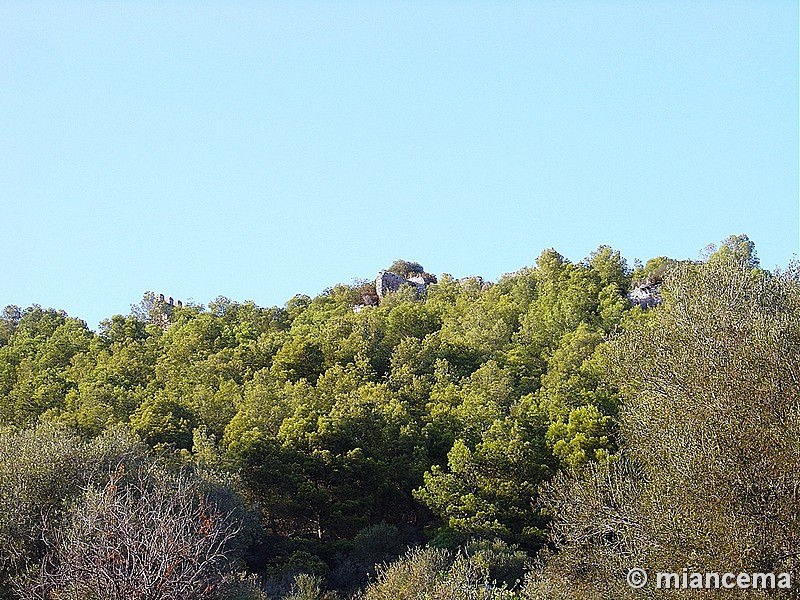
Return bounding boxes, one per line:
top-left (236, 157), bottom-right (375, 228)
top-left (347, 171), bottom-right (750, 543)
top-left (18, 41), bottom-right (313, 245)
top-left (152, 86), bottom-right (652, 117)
top-left (628, 281), bottom-right (662, 309)
top-left (375, 270), bottom-right (429, 300)
top-left (408, 273), bottom-right (437, 286)
top-left (375, 271), bottom-right (407, 298)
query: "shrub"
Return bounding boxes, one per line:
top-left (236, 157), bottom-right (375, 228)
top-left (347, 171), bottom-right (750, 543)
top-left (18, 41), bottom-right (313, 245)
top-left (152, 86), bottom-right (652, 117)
top-left (16, 463), bottom-right (241, 600)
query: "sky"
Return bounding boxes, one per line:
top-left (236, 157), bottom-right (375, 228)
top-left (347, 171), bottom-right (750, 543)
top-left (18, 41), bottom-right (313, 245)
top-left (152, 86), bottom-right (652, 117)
top-left (2, 1), bottom-right (798, 330)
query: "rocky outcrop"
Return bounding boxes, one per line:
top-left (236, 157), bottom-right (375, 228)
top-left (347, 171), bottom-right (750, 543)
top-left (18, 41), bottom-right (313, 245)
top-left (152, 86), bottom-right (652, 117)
top-left (375, 270), bottom-right (430, 300)
top-left (408, 273), bottom-right (438, 286)
top-left (628, 281), bottom-right (662, 309)
top-left (375, 271), bottom-right (407, 298)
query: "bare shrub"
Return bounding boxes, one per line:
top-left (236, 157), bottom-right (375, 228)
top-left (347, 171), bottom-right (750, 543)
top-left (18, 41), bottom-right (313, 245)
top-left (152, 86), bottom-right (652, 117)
top-left (17, 462), bottom-right (240, 600)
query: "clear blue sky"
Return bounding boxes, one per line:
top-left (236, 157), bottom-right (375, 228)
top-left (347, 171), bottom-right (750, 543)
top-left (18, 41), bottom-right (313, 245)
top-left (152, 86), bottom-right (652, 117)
top-left (2, 1), bottom-right (798, 330)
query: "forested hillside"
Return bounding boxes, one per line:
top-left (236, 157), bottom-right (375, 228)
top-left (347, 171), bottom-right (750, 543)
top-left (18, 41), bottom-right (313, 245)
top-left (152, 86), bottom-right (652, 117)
top-left (1, 235), bottom-right (797, 599)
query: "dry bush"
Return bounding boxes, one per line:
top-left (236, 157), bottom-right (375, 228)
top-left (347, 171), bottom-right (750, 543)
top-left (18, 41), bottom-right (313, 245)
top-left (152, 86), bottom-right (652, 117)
top-left (17, 462), bottom-right (240, 600)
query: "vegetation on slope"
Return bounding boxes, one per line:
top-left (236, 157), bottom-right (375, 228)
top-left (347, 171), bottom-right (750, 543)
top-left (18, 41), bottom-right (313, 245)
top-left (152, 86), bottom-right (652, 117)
top-left (1, 235), bottom-right (796, 599)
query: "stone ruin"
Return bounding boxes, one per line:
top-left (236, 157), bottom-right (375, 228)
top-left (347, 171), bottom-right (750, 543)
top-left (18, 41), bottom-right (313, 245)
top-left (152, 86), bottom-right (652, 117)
top-left (157, 293), bottom-right (183, 308)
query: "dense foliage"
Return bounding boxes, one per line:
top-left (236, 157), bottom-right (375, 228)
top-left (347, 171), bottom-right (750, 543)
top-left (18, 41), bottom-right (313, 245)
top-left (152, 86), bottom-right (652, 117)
top-left (1, 235), bottom-right (796, 598)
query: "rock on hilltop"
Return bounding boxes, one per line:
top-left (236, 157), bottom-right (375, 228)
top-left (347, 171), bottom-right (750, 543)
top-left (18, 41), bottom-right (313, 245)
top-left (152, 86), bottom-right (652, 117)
top-left (375, 270), bottom-right (437, 300)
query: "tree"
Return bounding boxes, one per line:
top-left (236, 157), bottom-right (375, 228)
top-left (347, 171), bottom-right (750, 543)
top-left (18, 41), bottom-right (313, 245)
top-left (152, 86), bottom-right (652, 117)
top-left (386, 260), bottom-right (425, 278)
top-left (415, 417), bottom-right (551, 549)
top-left (0, 306), bottom-right (21, 347)
top-left (705, 233), bottom-right (760, 270)
top-left (0, 307), bottom-right (94, 426)
top-left (585, 245), bottom-right (630, 294)
top-left (0, 423), bottom-right (90, 597)
top-left (545, 404), bottom-right (614, 471)
top-left (271, 338), bottom-right (325, 383)
top-left (129, 393), bottom-right (197, 449)
top-left (529, 242), bottom-right (800, 598)
top-left (385, 302), bottom-right (442, 345)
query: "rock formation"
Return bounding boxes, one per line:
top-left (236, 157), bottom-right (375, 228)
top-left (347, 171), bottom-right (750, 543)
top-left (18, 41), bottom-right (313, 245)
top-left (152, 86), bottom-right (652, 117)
top-left (628, 281), bottom-right (662, 309)
top-left (408, 273), bottom-right (438, 286)
top-left (375, 270), bottom-right (431, 300)
top-left (375, 271), bottom-right (407, 298)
